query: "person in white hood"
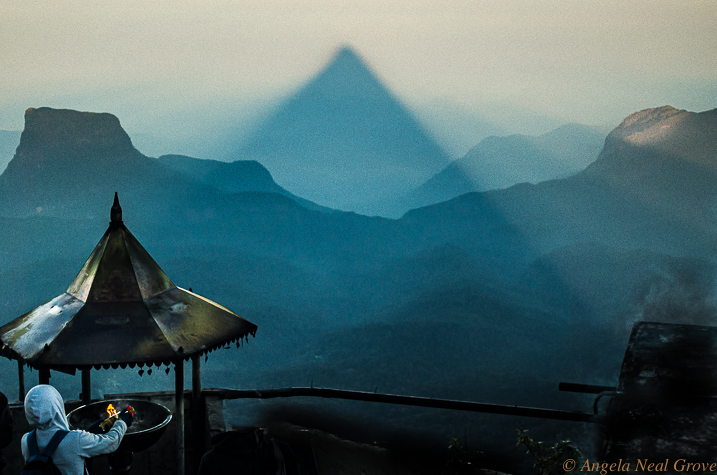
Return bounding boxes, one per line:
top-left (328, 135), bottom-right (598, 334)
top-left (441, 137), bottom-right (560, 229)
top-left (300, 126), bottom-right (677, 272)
top-left (21, 385), bottom-right (128, 475)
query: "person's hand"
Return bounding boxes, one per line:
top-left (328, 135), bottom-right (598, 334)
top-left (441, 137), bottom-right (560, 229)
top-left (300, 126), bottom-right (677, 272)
top-left (119, 407), bottom-right (134, 428)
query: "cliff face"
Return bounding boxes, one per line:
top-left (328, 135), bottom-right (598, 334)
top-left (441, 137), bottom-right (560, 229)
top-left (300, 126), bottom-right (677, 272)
top-left (20, 107), bottom-right (135, 153)
top-left (10, 108), bottom-right (142, 173)
top-left (0, 108), bottom-right (177, 218)
top-left (589, 106), bottom-right (717, 178)
top-left (605, 105), bottom-right (689, 146)
top-left (572, 105), bottom-right (717, 242)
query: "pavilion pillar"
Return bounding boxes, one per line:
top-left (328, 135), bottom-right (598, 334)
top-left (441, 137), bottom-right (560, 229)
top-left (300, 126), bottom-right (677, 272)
top-left (82, 369), bottom-right (94, 475)
top-left (39, 367), bottom-right (50, 385)
top-left (176, 359), bottom-right (185, 475)
top-left (18, 360), bottom-right (25, 402)
top-left (81, 369), bottom-right (91, 404)
top-left (191, 354), bottom-right (205, 470)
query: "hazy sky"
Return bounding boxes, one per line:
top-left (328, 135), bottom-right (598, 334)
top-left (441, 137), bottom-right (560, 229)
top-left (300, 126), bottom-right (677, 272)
top-left (1, 0), bottom-right (715, 139)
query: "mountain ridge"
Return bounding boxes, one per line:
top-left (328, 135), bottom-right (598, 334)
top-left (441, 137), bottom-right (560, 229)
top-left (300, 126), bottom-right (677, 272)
top-left (405, 122), bottom-right (606, 210)
top-left (156, 154), bottom-right (330, 213)
top-left (0, 108), bottom-right (323, 218)
top-left (405, 105), bottom-right (717, 258)
top-left (588, 106), bottom-right (717, 172)
top-left (15, 107), bottom-right (140, 162)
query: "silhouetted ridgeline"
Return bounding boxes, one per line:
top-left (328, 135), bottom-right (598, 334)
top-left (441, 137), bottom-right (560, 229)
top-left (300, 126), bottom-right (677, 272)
top-left (408, 123), bottom-right (607, 208)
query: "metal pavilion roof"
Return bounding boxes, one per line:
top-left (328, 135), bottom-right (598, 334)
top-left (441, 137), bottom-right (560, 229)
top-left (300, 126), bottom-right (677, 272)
top-left (0, 194), bottom-right (257, 373)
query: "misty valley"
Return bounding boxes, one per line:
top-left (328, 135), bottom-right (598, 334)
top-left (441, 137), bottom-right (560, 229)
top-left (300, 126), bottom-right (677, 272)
top-left (1, 49), bottom-right (717, 473)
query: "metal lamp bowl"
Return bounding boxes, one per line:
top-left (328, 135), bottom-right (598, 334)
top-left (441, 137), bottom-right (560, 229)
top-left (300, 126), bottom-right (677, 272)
top-left (67, 399), bottom-right (172, 453)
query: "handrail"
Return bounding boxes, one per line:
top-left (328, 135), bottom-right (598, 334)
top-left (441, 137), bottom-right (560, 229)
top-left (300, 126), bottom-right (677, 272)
top-left (559, 382), bottom-right (617, 394)
top-left (203, 386), bottom-right (596, 423)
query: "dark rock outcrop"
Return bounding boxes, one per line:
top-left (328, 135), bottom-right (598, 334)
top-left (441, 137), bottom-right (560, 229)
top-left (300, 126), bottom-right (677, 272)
top-left (17, 107), bottom-right (137, 161)
top-left (0, 107), bottom-right (187, 218)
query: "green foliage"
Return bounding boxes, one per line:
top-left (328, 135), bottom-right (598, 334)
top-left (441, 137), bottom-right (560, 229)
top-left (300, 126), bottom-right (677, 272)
top-left (443, 437), bottom-right (484, 474)
top-left (517, 428), bottom-right (582, 475)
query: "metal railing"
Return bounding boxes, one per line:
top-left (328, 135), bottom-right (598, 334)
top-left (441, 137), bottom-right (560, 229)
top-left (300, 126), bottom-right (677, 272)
top-left (204, 386), bottom-right (597, 423)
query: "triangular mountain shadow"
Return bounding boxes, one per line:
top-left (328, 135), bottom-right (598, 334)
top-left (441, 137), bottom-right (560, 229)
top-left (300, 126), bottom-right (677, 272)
top-left (237, 46), bottom-right (450, 216)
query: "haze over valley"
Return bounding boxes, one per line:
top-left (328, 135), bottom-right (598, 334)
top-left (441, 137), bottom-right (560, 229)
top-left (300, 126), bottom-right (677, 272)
top-left (1, 96), bottom-right (717, 468)
top-left (0, 2), bottom-right (716, 470)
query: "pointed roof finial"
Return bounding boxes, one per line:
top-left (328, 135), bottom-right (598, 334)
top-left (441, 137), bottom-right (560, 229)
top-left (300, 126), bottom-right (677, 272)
top-left (110, 192), bottom-right (123, 225)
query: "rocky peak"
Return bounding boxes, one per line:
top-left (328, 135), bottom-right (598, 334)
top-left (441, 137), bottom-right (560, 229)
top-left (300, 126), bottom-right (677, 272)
top-left (621, 105), bottom-right (683, 128)
top-left (16, 107), bottom-right (136, 159)
top-left (592, 105), bottom-right (717, 168)
top-left (582, 105), bottom-right (717, 190)
top-left (0, 107), bottom-right (151, 217)
top-left (608, 105), bottom-right (690, 146)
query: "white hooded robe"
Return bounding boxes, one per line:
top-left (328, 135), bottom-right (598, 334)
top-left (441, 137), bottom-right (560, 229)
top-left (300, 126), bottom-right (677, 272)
top-left (21, 385), bottom-right (127, 475)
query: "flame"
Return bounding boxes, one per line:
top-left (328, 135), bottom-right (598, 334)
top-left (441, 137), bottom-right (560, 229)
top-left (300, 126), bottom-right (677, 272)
top-left (107, 403), bottom-right (118, 418)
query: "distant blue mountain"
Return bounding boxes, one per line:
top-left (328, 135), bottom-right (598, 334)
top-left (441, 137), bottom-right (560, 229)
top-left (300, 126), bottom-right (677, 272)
top-left (156, 154), bottom-right (330, 213)
top-left (406, 123), bottom-right (606, 209)
top-left (237, 46), bottom-right (451, 216)
top-left (405, 106), bottom-right (717, 258)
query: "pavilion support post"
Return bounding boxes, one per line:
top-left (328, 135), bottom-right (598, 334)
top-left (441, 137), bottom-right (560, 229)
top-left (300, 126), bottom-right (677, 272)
top-left (39, 367), bottom-right (50, 385)
top-left (18, 360), bottom-right (25, 402)
top-left (176, 359), bottom-right (185, 475)
top-left (191, 354), bottom-right (204, 471)
top-left (81, 369), bottom-right (91, 404)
